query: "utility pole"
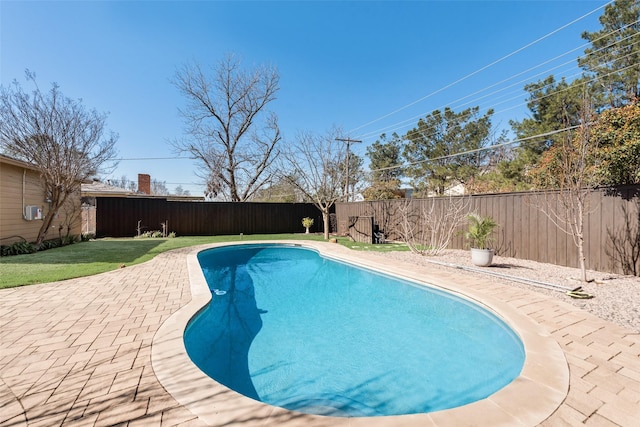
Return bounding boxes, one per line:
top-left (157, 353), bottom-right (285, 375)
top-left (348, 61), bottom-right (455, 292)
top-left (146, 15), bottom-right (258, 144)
top-left (336, 137), bottom-right (362, 202)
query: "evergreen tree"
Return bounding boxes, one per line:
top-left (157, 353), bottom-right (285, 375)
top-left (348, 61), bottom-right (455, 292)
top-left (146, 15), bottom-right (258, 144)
top-left (403, 107), bottom-right (494, 196)
top-left (364, 133), bottom-right (403, 199)
top-left (366, 133), bottom-right (403, 182)
top-left (506, 76), bottom-right (586, 186)
top-left (579, 0), bottom-right (640, 107)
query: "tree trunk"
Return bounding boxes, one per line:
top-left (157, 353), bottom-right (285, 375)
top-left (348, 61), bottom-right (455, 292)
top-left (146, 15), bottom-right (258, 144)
top-left (36, 207), bottom-right (57, 245)
top-left (576, 197), bottom-right (589, 282)
top-left (36, 196), bottom-right (66, 245)
top-left (322, 210), bottom-right (330, 240)
top-left (578, 234), bottom-right (588, 282)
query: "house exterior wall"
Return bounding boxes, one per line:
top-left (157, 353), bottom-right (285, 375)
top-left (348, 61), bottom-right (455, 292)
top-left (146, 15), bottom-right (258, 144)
top-left (0, 157), bottom-right (81, 245)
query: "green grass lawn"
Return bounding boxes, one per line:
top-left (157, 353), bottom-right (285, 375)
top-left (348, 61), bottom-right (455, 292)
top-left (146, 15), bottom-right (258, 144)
top-left (0, 234), bottom-right (409, 289)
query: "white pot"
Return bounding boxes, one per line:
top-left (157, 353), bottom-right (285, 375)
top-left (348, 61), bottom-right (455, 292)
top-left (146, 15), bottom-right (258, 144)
top-left (470, 248), bottom-right (494, 267)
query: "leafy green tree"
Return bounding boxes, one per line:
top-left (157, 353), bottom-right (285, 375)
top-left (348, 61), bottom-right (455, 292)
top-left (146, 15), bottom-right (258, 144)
top-left (511, 76), bottom-right (585, 154)
top-left (579, 0), bottom-right (640, 107)
top-left (362, 179), bottom-right (403, 200)
top-left (364, 132), bottom-right (403, 199)
top-left (366, 133), bottom-right (403, 181)
top-left (592, 101), bottom-right (640, 185)
top-left (506, 76), bottom-right (586, 186)
top-left (403, 106), bottom-right (494, 196)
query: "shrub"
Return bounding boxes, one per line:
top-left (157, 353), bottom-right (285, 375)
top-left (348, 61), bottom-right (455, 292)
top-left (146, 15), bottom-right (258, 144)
top-left (135, 230), bottom-right (174, 238)
top-left (38, 239), bottom-right (62, 251)
top-left (81, 232), bottom-right (95, 242)
top-left (465, 213), bottom-right (498, 249)
top-left (1, 235), bottom-right (80, 257)
top-left (61, 235), bottom-right (78, 246)
top-left (1, 240), bottom-right (37, 256)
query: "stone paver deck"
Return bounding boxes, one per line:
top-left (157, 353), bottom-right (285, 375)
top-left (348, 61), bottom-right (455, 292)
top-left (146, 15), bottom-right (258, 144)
top-left (1, 242), bottom-right (639, 426)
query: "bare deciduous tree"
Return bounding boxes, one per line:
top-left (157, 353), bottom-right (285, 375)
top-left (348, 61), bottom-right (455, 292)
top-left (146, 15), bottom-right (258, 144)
top-left (151, 179), bottom-right (169, 196)
top-left (399, 196), bottom-right (470, 256)
top-left (172, 55), bottom-right (281, 201)
top-left (280, 129), bottom-right (346, 239)
top-left (529, 91), bottom-right (600, 282)
top-left (112, 175), bottom-right (137, 191)
top-left (60, 197), bottom-right (82, 240)
top-left (0, 71), bottom-right (118, 245)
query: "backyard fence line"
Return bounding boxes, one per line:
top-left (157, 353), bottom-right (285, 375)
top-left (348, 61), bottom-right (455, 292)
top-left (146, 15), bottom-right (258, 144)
top-left (95, 197), bottom-right (325, 238)
top-left (335, 185), bottom-right (640, 276)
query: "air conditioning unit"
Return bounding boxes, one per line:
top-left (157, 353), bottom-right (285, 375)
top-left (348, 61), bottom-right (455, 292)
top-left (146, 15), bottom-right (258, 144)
top-left (25, 206), bottom-right (43, 221)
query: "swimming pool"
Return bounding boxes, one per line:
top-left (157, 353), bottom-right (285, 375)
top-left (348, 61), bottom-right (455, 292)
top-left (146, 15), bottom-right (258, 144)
top-left (184, 244), bottom-right (525, 417)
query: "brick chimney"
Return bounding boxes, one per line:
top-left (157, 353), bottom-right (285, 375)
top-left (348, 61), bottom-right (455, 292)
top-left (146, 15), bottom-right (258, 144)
top-left (138, 173), bottom-right (151, 195)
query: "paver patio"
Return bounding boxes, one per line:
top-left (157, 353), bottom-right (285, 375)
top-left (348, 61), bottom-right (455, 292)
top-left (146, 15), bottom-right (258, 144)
top-left (1, 242), bottom-right (639, 426)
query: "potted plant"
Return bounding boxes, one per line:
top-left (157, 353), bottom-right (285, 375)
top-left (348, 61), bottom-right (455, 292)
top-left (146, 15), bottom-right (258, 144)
top-left (465, 213), bottom-right (498, 267)
top-left (302, 217), bottom-right (314, 234)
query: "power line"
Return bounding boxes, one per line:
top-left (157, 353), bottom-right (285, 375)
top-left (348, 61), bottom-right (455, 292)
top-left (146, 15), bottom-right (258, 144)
top-left (351, 13), bottom-right (636, 148)
top-left (336, 137), bottom-right (362, 202)
top-left (348, 0), bottom-right (614, 135)
top-left (369, 125), bottom-right (582, 174)
top-left (353, 26), bottom-right (639, 143)
top-left (114, 156), bottom-right (196, 161)
top-left (355, 57), bottom-right (639, 147)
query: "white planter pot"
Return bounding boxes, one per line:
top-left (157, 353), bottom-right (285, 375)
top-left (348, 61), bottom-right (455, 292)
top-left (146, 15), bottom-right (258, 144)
top-left (470, 248), bottom-right (494, 267)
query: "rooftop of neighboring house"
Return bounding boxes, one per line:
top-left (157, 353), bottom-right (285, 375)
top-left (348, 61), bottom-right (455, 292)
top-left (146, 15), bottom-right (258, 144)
top-left (81, 179), bottom-right (205, 201)
top-left (81, 180), bottom-right (134, 198)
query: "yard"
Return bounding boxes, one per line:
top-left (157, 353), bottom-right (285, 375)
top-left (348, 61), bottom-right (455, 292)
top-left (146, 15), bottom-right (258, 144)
top-left (0, 234), bottom-right (409, 288)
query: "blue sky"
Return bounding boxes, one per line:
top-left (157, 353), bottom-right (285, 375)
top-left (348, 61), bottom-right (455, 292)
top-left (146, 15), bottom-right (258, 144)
top-left (1, 0), bottom-right (610, 195)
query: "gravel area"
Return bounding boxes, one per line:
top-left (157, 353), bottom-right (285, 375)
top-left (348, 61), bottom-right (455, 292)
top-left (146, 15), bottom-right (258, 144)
top-left (375, 249), bottom-right (640, 333)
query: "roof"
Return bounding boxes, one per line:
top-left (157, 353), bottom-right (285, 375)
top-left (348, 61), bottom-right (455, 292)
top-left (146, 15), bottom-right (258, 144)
top-left (81, 181), bottom-right (205, 201)
top-left (0, 154), bottom-right (40, 171)
top-left (81, 181), bottom-right (134, 197)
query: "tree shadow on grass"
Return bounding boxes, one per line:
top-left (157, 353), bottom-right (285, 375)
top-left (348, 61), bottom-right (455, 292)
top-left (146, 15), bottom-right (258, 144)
top-left (0, 239), bottom-right (165, 265)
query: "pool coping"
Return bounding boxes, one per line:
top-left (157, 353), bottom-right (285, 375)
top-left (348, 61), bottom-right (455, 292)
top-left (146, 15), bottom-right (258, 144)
top-left (151, 241), bottom-right (569, 427)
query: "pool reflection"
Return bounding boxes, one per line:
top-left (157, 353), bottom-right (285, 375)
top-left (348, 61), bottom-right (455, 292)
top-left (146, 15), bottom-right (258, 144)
top-left (185, 247), bottom-right (265, 400)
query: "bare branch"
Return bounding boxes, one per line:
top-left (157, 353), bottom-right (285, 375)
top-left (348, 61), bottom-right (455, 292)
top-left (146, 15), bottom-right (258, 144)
top-left (279, 129), bottom-right (346, 239)
top-left (399, 196), bottom-right (471, 255)
top-left (0, 72), bottom-right (118, 244)
top-left (172, 55), bottom-right (281, 201)
top-left (528, 89), bottom-right (600, 282)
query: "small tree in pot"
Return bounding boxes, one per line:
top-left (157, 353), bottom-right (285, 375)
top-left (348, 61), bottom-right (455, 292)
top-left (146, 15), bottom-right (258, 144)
top-left (465, 213), bottom-right (498, 266)
top-left (302, 217), bottom-right (314, 234)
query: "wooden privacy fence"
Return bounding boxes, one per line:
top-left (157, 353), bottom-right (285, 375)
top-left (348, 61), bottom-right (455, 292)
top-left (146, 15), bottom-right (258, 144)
top-left (96, 197), bottom-right (324, 238)
top-left (336, 186), bottom-right (640, 275)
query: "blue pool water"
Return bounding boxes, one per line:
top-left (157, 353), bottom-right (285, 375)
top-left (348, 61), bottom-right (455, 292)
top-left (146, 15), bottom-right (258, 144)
top-left (184, 244), bottom-right (525, 417)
